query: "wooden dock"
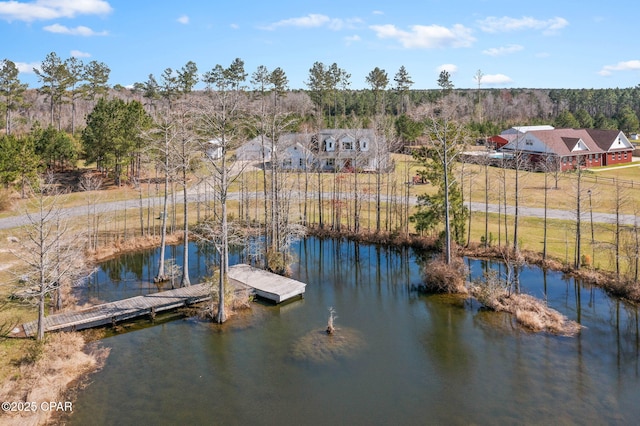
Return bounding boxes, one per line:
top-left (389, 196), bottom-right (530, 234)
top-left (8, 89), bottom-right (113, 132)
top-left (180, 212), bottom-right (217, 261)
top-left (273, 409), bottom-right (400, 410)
top-left (229, 264), bottom-right (306, 303)
top-left (10, 264), bottom-right (306, 338)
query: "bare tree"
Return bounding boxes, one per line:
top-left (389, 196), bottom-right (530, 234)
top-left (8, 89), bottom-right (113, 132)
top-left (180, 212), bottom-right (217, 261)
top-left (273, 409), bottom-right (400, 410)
top-left (265, 114), bottom-right (301, 272)
top-left (11, 180), bottom-right (85, 340)
top-left (79, 174), bottom-right (104, 251)
top-left (147, 115), bottom-right (180, 283)
top-left (612, 179), bottom-right (630, 279)
top-left (570, 156), bottom-right (591, 269)
top-left (473, 69), bottom-right (484, 122)
top-left (461, 157), bottom-right (478, 246)
top-left (173, 99), bottom-right (200, 286)
top-left (481, 150), bottom-right (491, 247)
top-left (196, 58), bottom-right (248, 323)
top-left (507, 133), bottom-right (533, 256)
top-left (371, 118), bottom-right (394, 233)
top-left (542, 158), bottom-right (550, 260)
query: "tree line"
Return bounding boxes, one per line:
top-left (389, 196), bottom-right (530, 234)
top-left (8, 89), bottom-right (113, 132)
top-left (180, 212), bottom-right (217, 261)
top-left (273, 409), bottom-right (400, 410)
top-left (3, 53), bottom-right (640, 137)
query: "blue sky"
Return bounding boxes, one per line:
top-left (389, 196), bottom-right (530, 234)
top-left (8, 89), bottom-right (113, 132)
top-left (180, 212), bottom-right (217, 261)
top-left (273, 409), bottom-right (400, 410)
top-left (1, 0), bottom-right (639, 91)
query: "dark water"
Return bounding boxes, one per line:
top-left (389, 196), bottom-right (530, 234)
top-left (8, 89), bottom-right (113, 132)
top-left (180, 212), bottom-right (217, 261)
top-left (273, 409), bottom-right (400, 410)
top-left (70, 238), bottom-right (640, 425)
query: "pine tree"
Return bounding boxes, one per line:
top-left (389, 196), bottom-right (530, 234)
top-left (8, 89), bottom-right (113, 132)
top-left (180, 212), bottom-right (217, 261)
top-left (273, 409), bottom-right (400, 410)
top-left (0, 59), bottom-right (28, 135)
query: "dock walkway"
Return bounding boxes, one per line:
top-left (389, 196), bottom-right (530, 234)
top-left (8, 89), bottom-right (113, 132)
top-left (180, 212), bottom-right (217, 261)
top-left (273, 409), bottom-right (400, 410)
top-left (10, 264), bottom-right (306, 338)
top-left (228, 264), bottom-right (306, 303)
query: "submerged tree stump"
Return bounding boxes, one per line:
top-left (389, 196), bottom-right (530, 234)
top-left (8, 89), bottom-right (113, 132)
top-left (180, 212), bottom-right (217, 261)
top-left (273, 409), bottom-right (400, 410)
top-left (326, 307), bottom-right (337, 334)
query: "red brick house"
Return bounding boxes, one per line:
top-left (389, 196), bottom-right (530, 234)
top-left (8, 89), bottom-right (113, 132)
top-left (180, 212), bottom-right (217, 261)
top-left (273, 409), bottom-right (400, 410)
top-left (586, 128), bottom-right (635, 166)
top-left (499, 128), bottom-right (634, 171)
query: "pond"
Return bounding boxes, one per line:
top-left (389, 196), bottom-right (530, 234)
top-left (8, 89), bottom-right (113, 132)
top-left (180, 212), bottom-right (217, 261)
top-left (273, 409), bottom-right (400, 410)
top-left (70, 238), bottom-right (640, 425)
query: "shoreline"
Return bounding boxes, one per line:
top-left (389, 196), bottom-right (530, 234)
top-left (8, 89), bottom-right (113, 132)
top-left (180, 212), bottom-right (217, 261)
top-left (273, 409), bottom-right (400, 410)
top-left (0, 332), bottom-right (109, 426)
top-left (1, 228), bottom-right (637, 424)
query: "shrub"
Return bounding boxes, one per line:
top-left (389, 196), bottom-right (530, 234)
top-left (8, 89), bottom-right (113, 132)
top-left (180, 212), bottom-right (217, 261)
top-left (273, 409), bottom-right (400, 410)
top-left (470, 269), bottom-right (508, 309)
top-left (266, 249), bottom-right (286, 275)
top-left (421, 255), bottom-right (468, 294)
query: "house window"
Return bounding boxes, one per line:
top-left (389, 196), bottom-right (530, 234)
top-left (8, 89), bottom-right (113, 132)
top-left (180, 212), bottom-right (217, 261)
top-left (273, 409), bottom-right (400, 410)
top-left (624, 152), bottom-right (628, 159)
top-left (326, 159), bottom-right (335, 168)
top-left (360, 139), bottom-right (369, 151)
top-left (299, 158), bottom-right (304, 167)
top-left (343, 141), bottom-right (353, 150)
top-left (525, 140), bottom-right (533, 146)
top-left (618, 153), bottom-right (622, 160)
top-left (283, 159), bottom-right (292, 167)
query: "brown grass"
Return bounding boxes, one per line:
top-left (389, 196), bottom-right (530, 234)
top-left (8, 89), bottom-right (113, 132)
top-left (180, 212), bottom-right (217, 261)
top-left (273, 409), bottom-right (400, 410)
top-left (88, 232), bottom-right (184, 262)
top-left (600, 277), bottom-right (640, 302)
top-left (196, 276), bottom-right (253, 322)
top-left (307, 226), bottom-right (438, 250)
top-left (470, 278), bottom-right (582, 336)
top-left (420, 255), bottom-right (469, 294)
top-left (0, 332), bottom-right (109, 425)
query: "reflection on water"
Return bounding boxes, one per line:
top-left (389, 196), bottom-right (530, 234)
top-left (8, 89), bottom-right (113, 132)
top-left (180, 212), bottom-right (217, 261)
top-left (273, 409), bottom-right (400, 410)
top-left (70, 238), bottom-right (639, 425)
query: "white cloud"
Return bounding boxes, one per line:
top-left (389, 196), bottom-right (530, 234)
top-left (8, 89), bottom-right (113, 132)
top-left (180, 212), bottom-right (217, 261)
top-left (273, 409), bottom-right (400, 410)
top-left (261, 14), bottom-right (362, 31)
top-left (262, 14), bottom-right (329, 30)
top-left (177, 15), bottom-right (189, 24)
top-left (482, 44), bottom-right (523, 57)
top-left (598, 60), bottom-right (640, 76)
top-left (15, 61), bottom-right (40, 74)
top-left (344, 34), bottom-right (360, 45)
top-left (70, 50), bottom-right (91, 58)
top-left (0, 0), bottom-right (112, 22)
top-left (372, 10), bottom-right (384, 15)
top-left (230, 23), bottom-right (239, 29)
top-left (370, 23), bottom-right (475, 49)
top-left (477, 16), bottom-right (568, 35)
top-left (43, 23), bottom-right (108, 36)
top-left (480, 73), bottom-right (514, 86)
top-left (328, 17), bottom-right (362, 31)
top-left (437, 64), bottom-right (458, 74)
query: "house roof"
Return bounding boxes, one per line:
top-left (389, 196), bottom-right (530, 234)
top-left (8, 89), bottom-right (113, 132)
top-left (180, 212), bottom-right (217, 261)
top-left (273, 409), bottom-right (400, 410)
top-left (527, 128), bottom-right (601, 156)
top-left (583, 129), bottom-right (629, 152)
top-left (501, 125), bottom-right (554, 135)
top-left (561, 137), bottom-right (581, 152)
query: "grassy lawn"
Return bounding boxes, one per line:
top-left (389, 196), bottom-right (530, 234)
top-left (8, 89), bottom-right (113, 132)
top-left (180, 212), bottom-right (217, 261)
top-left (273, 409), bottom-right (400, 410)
top-left (454, 161), bottom-right (640, 215)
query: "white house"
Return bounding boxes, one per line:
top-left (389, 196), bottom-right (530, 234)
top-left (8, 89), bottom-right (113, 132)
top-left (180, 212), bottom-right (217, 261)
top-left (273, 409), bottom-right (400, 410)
top-left (234, 129), bottom-right (390, 173)
top-left (312, 129), bottom-right (388, 172)
top-left (235, 136), bottom-right (272, 162)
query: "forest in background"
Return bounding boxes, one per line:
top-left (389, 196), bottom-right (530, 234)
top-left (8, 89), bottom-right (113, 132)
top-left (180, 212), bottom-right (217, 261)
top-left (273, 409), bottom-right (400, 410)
top-left (2, 55), bottom-right (640, 138)
top-left (5, 85), bottom-right (640, 138)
